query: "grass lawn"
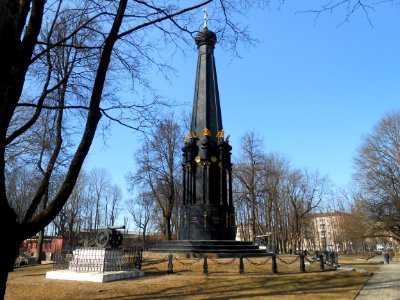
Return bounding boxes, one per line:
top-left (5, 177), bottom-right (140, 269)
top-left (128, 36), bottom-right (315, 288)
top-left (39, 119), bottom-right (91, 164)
top-left (5, 254), bottom-right (371, 300)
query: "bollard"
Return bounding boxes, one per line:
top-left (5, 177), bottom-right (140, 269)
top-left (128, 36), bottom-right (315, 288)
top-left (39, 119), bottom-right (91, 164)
top-left (330, 252), bottom-right (335, 267)
top-left (167, 254), bottom-right (173, 274)
top-left (272, 254), bottom-right (278, 274)
top-left (300, 254), bottom-right (306, 273)
top-left (203, 256), bottom-right (208, 275)
top-left (239, 255), bottom-right (244, 274)
top-left (319, 253), bottom-right (324, 271)
top-left (335, 252), bottom-right (339, 267)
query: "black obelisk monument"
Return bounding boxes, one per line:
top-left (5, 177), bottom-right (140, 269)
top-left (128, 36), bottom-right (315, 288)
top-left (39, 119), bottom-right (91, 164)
top-left (179, 18), bottom-right (235, 240)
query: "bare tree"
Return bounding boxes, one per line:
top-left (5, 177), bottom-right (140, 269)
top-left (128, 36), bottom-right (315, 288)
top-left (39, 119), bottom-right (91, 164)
top-left (107, 185), bottom-right (122, 227)
top-left (354, 110), bottom-right (400, 242)
top-left (52, 172), bottom-right (88, 247)
top-left (283, 0), bottom-right (396, 26)
top-left (232, 129), bottom-right (331, 253)
top-left (128, 115), bottom-right (183, 240)
top-left (342, 201), bottom-right (371, 253)
top-left (0, 0), bottom-right (269, 296)
top-left (5, 167), bottom-right (40, 222)
top-left (127, 192), bottom-right (155, 248)
top-left (261, 153), bottom-right (289, 252)
top-left (78, 172), bottom-right (95, 233)
top-left (88, 168), bottom-right (112, 230)
top-left (233, 130), bottom-right (266, 241)
top-left (284, 169), bottom-right (327, 253)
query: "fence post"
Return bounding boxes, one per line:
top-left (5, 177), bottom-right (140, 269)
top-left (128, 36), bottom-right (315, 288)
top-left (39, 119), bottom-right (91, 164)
top-left (167, 254), bottom-right (173, 274)
top-left (300, 254), bottom-right (306, 273)
top-left (239, 255), bottom-right (244, 274)
top-left (272, 254), bottom-right (278, 274)
top-left (319, 253), bottom-right (324, 271)
top-left (134, 248), bottom-right (142, 270)
top-left (203, 255), bottom-right (208, 275)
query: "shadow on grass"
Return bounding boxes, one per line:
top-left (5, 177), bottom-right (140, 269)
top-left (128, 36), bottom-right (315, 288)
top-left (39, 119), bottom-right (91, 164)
top-left (104, 271), bottom-right (368, 300)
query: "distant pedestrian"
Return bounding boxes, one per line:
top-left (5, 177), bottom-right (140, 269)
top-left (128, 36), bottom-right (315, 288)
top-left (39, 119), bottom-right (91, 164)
top-left (384, 252), bottom-right (390, 264)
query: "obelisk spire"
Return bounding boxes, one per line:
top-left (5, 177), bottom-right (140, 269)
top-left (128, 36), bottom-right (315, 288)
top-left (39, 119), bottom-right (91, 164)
top-left (180, 19), bottom-right (235, 241)
top-left (190, 20), bottom-right (223, 141)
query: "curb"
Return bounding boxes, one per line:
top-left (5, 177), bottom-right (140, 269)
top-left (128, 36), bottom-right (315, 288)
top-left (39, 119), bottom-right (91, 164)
top-left (352, 271), bottom-right (373, 300)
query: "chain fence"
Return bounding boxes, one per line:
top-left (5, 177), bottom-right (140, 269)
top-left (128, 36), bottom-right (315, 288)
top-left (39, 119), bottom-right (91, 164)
top-left (51, 245), bottom-right (338, 275)
top-left (244, 256), bottom-right (272, 266)
top-left (208, 257), bottom-right (237, 265)
top-left (174, 256), bottom-right (203, 266)
top-left (140, 251), bottom-right (338, 275)
top-left (276, 256), bottom-right (299, 265)
top-left (305, 256), bottom-right (319, 264)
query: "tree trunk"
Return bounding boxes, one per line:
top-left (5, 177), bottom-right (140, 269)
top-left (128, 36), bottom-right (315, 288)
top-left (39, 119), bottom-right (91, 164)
top-left (0, 220), bottom-right (21, 300)
top-left (251, 191), bottom-right (256, 241)
top-left (35, 229), bottom-right (44, 264)
top-left (0, 248), bottom-right (18, 300)
top-left (35, 189), bottom-right (49, 264)
top-left (142, 228), bottom-right (146, 249)
top-left (166, 216), bottom-right (172, 240)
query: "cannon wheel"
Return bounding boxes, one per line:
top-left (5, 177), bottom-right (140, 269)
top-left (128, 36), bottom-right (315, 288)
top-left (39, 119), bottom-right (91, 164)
top-left (96, 229), bottom-right (110, 248)
top-left (83, 232), bottom-right (97, 247)
top-left (109, 231), bottom-right (123, 248)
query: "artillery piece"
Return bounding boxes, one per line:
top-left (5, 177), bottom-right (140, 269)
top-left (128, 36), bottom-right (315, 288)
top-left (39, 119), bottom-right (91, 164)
top-left (83, 226), bottom-right (125, 248)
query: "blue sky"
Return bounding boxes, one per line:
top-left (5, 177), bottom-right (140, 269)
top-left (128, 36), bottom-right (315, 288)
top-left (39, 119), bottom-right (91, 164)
top-left (84, 2), bottom-right (400, 203)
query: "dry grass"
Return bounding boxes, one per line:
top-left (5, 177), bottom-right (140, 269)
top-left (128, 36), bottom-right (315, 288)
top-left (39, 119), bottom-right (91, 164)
top-left (5, 254), bottom-right (372, 300)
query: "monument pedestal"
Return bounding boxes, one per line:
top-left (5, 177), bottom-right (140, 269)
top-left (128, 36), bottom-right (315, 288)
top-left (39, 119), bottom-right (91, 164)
top-left (179, 204), bottom-right (235, 240)
top-left (46, 247), bottom-right (144, 282)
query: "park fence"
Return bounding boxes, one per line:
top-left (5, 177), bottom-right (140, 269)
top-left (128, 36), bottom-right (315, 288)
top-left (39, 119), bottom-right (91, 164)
top-left (52, 247), bottom-right (338, 275)
top-left (141, 250), bottom-right (339, 275)
top-left (52, 247), bottom-right (143, 272)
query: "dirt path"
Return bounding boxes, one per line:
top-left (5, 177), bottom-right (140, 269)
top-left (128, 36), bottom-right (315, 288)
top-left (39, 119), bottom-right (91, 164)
top-left (354, 255), bottom-right (400, 300)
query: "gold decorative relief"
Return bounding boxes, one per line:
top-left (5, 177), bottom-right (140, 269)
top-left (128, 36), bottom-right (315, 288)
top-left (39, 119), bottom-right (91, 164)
top-left (211, 156), bottom-right (217, 163)
top-left (202, 128), bottom-right (211, 137)
top-left (183, 137), bottom-right (189, 144)
top-left (195, 156), bottom-right (201, 163)
top-left (189, 131), bottom-right (197, 139)
top-left (216, 130), bottom-right (224, 139)
top-left (212, 216), bottom-right (221, 224)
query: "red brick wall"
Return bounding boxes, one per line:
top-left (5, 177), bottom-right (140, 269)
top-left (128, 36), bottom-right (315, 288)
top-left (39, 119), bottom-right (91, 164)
top-left (21, 236), bottom-right (64, 254)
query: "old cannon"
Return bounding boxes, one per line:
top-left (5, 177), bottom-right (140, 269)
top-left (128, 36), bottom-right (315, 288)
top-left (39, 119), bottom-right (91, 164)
top-left (83, 226), bottom-right (125, 248)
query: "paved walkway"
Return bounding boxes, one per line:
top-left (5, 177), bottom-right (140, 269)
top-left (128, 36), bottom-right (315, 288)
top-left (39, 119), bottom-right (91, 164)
top-left (354, 255), bottom-right (400, 300)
